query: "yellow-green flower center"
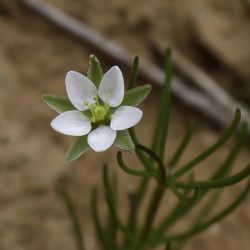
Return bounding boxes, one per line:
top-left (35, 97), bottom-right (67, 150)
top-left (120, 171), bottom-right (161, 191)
top-left (85, 97), bottom-right (110, 123)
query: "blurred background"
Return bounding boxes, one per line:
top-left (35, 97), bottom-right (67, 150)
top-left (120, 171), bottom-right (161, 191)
top-left (0, 0), bottom-right (249, 249)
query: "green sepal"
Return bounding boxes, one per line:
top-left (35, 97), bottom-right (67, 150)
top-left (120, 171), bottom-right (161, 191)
top-left (114, 130), bottom-right (135, 153)
top-left (87, 55), bottom-right (103, 87)
top-left (121, 84), bottom-right (151, 107)
top-left (42, 94), bottom-right (75, 114)
top-left (66, 136), bottom-right (89, 162)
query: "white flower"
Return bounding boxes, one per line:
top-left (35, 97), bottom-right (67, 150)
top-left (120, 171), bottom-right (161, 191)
top-left (51, 66), bottom-right (143, 152)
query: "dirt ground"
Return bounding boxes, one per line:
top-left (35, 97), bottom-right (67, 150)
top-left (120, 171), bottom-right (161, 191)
top-left (0, 0), bottom-right (249, 250)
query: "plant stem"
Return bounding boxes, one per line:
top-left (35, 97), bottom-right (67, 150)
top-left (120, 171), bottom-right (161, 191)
top-left (137, 144), bottom-right (167, 181)
top-left (134, 183), bottom-right (166, 250)
top-left (117, 151), bottom-right (158, 178)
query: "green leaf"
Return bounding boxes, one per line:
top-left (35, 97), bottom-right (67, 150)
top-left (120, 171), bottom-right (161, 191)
top-left (128, 56), bottom-right (139, 90)
top-left (168, 121), bottom-right (194, 168)
top-left (114, 130), bottom-right (135, 152)
top-left (164, 180), bottom-right (250, 243)
top-left (42, 94), bottom-right (75, 114)
top-left (158, 48), bottom-right (172, 160)
top-left (87, 55), bottom-right (103, 87)
top-left (172, 109), bottom-right (241, 180)
top-left (61, 191), bottom-right (85, 250)
top-left (66, 136), bottom-right (89, 162)
top-left (121, 84), bottom-right (152, 107)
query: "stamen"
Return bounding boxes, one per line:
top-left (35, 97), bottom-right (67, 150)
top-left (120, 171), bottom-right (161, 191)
top-left (84, 97), bottom-right (110, 123)
top-left (83, 101), bottom-right (89, 107)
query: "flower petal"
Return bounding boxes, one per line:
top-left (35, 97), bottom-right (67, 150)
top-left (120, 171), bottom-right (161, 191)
top-left (66, 71), bottom-right (97, 111)
top-left (98, 66), bottom-right (124, 107)
top-left (110, 106), bottom-right (143, 130)
top-left (51, 110), bottom-right (91, 136)
top-left (87, 126), bottom-right (116, 152)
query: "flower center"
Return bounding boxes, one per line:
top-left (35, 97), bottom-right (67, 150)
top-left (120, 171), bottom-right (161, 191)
top-left (85, 96), bottom-right (110, 123)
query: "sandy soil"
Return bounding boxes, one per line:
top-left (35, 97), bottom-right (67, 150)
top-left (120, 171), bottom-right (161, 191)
top-left (0, 1), bottom-right (249, 250)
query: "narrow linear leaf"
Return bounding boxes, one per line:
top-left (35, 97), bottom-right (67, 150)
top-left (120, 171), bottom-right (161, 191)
top-left (114, 130), bottom-right (135, 152)
top-left (158, 48), bottom-right (172, 160)
top-left (172, 109), bottom-right (241, 180)
top-left (152, 121), bottom-right (246, 243)
top-left (102, 164), bottom-right (132, 242)
top-left (192, 190), bottom-right (221, 226)
top-left (165, 242), bottom-right (172, 250)
top-left (42, 94), bottom-right (75, 114)
top-left (122, 84), bottom-right (152, 107)
top-left (136, 183), bottom-right (166, 249)
top-left (66, 136), bottom-right (89, 162)
top-left (149, 174), bottom-right (195, 244)
top-left (169, 121), bottom-right (194, 168)
top-left (164, 180), bottom-right (250, 243)
top-left (91, 188), bottom-right (108, 250)
top-left (61, 191), bottom-right (85, 250)
top-left (175, 164), bottom-right (250, 189)
top-left (87, 55), bottom-right (103, 87)
top-left (128, 56), bottom-right (139, 90)
top-left (151, 49), bottom-right (172, 159)
top-left (102, 164), bottom-right (118, 249)
top-left (211, 122), bottom-right (248, 180)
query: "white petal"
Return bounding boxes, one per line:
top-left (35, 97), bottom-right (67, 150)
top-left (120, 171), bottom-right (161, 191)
top-left (66, 71), bottom-right (97, 111)
top-left (110, 106), bottom-right (143, 130)
top-left (51, 110), bottom-right (91, 136)
top-left (87, 126), bottom-right (116, 152)
top-left (98, 66), bottom-right (124, 107)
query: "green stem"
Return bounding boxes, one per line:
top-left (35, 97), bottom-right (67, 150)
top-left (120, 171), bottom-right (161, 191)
top-left (137, 144), bottom-right (167, 182)
top-left (150, 201), bottom-right (192, 244)
top-left (135, 183), bottom-right (166, 250)
top-left (117, 151), bottom-right (158, 178)
top-left (167, 182), bottom-right (201, 203)
top-left (103, 165), bottom-right (133, 246)
top-left (165, 242), bottom-right (172, 250)
top-left (130, 128), bottom-right (154, 171)
top-left (124, 129), bottom-right (154, 248)
top-left (149, 175), bottom-right (197, 244)
top-left (122, 176), bottom-right (151, 250)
